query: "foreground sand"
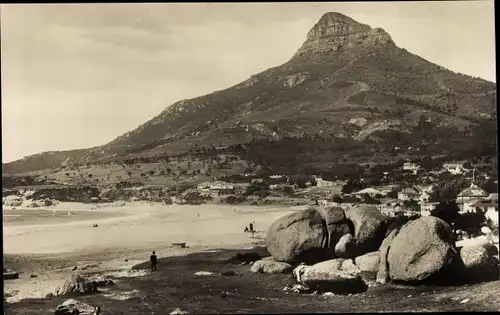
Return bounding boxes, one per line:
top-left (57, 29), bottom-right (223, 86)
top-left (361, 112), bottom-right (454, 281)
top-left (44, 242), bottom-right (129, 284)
top-left (3, 202), bottom-right (303, 303)
top-left (6, 248), bottom-right (500, 314)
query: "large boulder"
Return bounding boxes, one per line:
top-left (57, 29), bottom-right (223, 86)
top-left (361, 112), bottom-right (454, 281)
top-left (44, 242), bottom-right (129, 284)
top-left (250, 259), bottom-right (293, 274)
top-left (344, 205), bottom-right (388, 255)
top-left (294, 259), bottom-right (367, 294)
top-left (266, 208), bottom-right (327, 264)
top-left (458, 243), bottom-right (499, 283)
top-left (54, 299), bottom-right (95, 315)
top-left (334, 233), bottom-right (356, 258)
top-left (316, 206), bottom-right (352, 252)
top-left (355, 251), bottom-right (380, 273)
top-left (54, 274), bottom-right (99, 296)
top-left (376, 229), bottom-right (398, 284)
top-left (387, 216), bottom-right (457, 283)
top-left (384, 215), bottom-right (414, 237)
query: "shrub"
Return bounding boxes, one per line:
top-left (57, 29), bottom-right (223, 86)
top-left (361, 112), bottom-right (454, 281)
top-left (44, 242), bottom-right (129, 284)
top-left (225, 195), bottom-right (247, 204)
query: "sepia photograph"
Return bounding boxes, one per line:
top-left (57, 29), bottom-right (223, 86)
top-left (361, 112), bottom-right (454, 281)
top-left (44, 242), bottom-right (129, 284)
top-left (1, 1), bottom-right (498, 314)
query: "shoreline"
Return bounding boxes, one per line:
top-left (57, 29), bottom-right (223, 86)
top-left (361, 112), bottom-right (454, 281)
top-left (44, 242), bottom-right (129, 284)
top-left (3, 201), bottom-right (283, 304)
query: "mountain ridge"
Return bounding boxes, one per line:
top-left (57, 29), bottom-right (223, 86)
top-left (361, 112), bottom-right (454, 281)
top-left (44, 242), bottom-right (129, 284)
top-left (3, 12), bottom-right (496, 176)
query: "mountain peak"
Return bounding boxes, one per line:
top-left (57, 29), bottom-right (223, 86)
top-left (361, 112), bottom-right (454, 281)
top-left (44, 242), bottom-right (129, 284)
top-left (293, 12), bottom-right (395, 58)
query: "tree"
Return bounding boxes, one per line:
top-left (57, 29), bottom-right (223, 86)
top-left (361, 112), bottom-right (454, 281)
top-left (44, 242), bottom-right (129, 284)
top-left (88, 174), bottom-right (93, 179)
top-left (127, 171), bottom-right (132, 177)
top-left (386, 189), bottom-right (399, 199)
top-left (65, 173), bottom-right (70, 177)
top-left (342, 180), bottom-right (367, 195)
top-left (430, 201), bottom-right (460, 227)
top-left (333, 195), bottom-right (343, 204)
top-left (456, 211), bottom-right (487, 238)
top-left (403, 199), bottom-right (419, 212)
top-left (283, 186), bottom-right (294, 197)
top-left (149, 170), bottom-right (155, 176)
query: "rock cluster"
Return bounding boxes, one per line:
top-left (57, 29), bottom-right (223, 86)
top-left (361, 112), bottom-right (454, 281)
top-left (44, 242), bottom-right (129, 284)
top-left (264, 205), bottom-right (499, 293)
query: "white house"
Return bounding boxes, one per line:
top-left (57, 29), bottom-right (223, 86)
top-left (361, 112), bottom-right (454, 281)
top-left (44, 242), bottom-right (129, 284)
top-left (403, 162), bottom-right (420, 173)
top-left (455, 182), bottom-right (489, 213)
top-left (313, 175), bottom-right (335, 188)
top-left (354, 188), bottom-right (383, 198)
top-left (198, 181), bottom-right (234, 192)
top-left (419, 201), bottom-right (439, 214)
top-left (269, 175), bottom-right (284, 179)
top-left (398, 188), bottom-right (420, 201)
top-left (419, 185), bottom-right (434, 203)
top-left (443, 162), bottom-right (467, 175)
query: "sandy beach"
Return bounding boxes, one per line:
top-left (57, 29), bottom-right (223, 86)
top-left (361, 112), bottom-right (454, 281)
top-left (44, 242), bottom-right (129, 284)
top-left (3, 202), bottom-right (303, 303)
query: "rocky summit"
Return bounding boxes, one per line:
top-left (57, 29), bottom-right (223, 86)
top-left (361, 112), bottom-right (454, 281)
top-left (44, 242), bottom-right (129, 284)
top-left (3, 12), bottom-right (496, 175)
top-left (294, 12), bottom-right (394, 58)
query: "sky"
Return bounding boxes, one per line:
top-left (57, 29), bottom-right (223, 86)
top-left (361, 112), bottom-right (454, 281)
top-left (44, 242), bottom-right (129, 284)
top-left (1, 1), bottom-right (496, 163)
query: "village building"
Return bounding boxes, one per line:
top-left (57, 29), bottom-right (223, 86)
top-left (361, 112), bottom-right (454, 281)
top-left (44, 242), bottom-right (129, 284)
top-left (419, 201), bottom-right (439, 215)
top-left (403, 162), bottom-right (420, 174)
top-left (455, 178), bottom-right (489, 213)
top-left (353, 188), bottom-right (383, 198)
top-left (313, 175), bottom-right (335, 188)
top-left (443, 162), bottom-right (467, 175)
top-left (269, 184), bottom-right (280, 190)
top-left (251, 178), bottom-right (265, 184)
top-left (269, 175), bottom-right (284, 179)
top-left (398, 188), bottom-right (419, 201)
top-left (197, 181), bottom-right (235, 192)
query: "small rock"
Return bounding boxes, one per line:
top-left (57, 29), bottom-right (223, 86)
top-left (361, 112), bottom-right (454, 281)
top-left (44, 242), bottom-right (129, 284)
top-left (71, 266), bottom-right (78, 271)
top-left (220, 270), bottom-right (236, 276)
top-left (250, 260), bottom-right (293, 274)
top-left (460, 298), bottom-right (470, 304)
top-left (194, 271), bottom-right (215, 276)
top-left (30, 274), bottom-right (37, 278)
top-left (170, 308), bottom-right (189, 315)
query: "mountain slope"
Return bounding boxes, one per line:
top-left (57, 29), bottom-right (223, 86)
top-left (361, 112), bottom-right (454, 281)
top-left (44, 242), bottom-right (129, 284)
top-left (3, 12), bottom-right (497, 174)
top-left (2, 149), bottom-right (90, 175)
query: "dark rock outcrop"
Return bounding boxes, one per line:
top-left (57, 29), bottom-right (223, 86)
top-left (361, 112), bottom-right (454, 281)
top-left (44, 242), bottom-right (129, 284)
top-left (458, 243), bottom-right (500, 283)
top-left (294, 259), bottom-right (367, 294)
top-left (355, 251), bottom-right (380, 273)
top-left (344, 205), bottom-right (388, 256)
top-left (334, 233), bottom-right (356, 258)
top-left (54, 299), bottom-right (95, 315)
top-left (250, 260), bottom-right (293, 274)
top-left (54, 274), bottom-right (99, 296)
top-left (387, 217), bottom-right (457, 283)
top-left (316, 206), bottom-right (353, 254)
top-left (266, 208), bottom-right (327, 264)
top-left (294, 12), bottom-right (394, 58)
top-left (377, 229), bottom-right (398, 284)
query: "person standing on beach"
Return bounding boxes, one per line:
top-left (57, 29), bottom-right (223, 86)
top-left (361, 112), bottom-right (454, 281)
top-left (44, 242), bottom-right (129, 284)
top-left (150, 251), bottom-right (158, 272)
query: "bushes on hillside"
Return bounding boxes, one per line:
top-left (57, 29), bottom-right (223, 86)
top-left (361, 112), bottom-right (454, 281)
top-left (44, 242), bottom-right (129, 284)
top-left (225, 195), bottom-right (247, 204)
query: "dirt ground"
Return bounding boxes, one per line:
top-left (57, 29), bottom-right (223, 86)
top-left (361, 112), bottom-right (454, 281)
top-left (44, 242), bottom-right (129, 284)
top-left (5, 247), bottom-right (500, 314)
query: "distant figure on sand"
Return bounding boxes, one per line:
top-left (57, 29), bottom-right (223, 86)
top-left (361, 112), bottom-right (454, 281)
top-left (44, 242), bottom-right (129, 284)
top-left (150, 251), bottom-right (158, 272)
top-left (249, 223), bottom-right (254, 232)
top-left (244, 226), bottom-right (249, 232)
